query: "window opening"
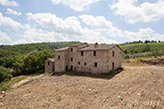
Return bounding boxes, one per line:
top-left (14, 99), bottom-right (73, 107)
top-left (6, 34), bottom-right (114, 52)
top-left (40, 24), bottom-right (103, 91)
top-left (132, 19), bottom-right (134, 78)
top-left (95, 62), bottom-right (97, 67)
top-left (113, 51), bottom-right (114, 56)
top-left (93, 51), bottom-right (96, 56)
top-left (81, 51), bottom-right (83, 56)
top-left (71, 48), bottom-right (73, 52)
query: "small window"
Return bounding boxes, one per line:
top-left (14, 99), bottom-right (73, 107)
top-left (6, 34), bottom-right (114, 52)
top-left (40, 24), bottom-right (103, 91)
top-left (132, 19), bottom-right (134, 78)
top-left (120, 52), bottom-right (121, 55)
top-left (93, 51), bottom-right (96, 56)
top-left (78, 62), bottom-right (80, 65)
top-left (58, 55), bottom-right (60, 59)
top-left (71, 48), bottom-right (73, 52)
top-left (48, 61), bottom-right (50, 65)
top-left (95, 62), bottom-right (97, 67)
top-left (71, 57), bottom-right (73, 62)
top-left (113, 51), bottom-right (114, 57)
top-left (81, 51), bottom-right (83, 56)
top-left (84, 62), bottom-right (86, 66)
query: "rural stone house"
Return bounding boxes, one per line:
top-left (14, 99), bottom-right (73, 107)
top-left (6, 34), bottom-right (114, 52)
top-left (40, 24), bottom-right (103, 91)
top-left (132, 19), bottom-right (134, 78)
top-left (45, 42), bottom-right (122, 73)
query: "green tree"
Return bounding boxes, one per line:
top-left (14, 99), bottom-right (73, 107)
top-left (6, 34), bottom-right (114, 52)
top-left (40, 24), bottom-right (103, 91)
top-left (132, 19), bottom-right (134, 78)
top-left (24, 51), bottom-right (38, 74)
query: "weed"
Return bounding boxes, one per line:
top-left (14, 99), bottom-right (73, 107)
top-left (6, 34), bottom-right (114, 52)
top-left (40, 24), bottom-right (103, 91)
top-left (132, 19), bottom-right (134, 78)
top-left (0, 76), bottom-right (26, 91)
top-left (125, 101), bottom-right (128, 106)
top-left (22, 79), bottom-right (35, 85)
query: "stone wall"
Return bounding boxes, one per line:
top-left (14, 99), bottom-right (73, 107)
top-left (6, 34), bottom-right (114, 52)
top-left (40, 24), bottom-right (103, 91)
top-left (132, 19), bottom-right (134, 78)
top-left (54, 51), bottom-right (66, 72)
top-left (108, 46), bottom-right (122, 71)
top-left (45, 59), bottom-right (54, 73)
top-left (74, 50), bottom-right (109, 73)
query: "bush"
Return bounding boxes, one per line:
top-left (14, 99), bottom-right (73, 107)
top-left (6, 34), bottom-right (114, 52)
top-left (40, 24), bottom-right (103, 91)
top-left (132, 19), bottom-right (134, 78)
top-left (108, 70), bottom-right (115, 76)
top-left (0, 66), bottom-right (13, 83)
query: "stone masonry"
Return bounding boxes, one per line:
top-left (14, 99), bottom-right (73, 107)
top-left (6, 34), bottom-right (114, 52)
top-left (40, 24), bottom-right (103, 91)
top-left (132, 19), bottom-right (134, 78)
top-left (45, 42), bottom-right (122, 73)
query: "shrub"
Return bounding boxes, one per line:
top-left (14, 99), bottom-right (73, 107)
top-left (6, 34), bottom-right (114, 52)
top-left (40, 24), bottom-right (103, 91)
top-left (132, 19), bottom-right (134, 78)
top-left (0, 66), bottom-right (13, 83)
top-left (108, 70), bottom-right (115, 76)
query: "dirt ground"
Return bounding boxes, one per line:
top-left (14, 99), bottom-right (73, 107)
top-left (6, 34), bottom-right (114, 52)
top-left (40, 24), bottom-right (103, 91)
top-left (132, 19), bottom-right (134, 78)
top-left (0, 64), bottom-right (164, 109)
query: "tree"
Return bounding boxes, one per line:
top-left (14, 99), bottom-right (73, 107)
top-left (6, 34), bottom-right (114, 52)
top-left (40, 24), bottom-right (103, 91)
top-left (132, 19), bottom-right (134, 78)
top-left (24, 51), bottom-right (38, 74)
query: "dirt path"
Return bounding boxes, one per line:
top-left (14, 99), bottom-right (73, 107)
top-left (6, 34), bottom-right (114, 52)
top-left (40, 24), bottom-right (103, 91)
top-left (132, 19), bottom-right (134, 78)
top-left (0, 66), bottom-right (164, 109)
top-left (12, 74), bottom-right (44, 88)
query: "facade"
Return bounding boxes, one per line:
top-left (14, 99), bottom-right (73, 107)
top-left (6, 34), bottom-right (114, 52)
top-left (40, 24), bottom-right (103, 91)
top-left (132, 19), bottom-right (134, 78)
top-left (45, 43), bottom-right (122, 73)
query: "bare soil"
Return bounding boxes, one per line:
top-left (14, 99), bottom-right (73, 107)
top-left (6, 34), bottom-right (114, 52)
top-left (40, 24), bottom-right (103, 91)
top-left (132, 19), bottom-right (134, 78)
top-left (143, 58), bottom-right (164, 65)
top-left (0, 65), bottom-right (164, 109)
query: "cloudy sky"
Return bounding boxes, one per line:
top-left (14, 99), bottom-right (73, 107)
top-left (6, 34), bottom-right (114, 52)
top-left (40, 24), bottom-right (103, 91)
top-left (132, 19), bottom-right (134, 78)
top-left (0, 0), bottom-right (164, 45)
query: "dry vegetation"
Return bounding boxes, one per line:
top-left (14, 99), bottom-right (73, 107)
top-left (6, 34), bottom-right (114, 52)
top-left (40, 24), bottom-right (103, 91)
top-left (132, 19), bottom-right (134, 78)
top-left (0, 59), bottom-right (164, 109)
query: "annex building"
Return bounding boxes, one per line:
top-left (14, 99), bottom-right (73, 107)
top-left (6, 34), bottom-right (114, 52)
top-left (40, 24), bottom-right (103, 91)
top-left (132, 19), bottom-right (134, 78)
top-left (45, 42), bottom-right (122, 73)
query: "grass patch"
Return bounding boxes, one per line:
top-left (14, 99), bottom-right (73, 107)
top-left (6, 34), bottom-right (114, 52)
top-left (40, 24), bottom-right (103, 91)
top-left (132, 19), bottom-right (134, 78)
top-left (22, 79), bottom-right (35, 85)
top-left (0, 76), bottom-right (27, 91)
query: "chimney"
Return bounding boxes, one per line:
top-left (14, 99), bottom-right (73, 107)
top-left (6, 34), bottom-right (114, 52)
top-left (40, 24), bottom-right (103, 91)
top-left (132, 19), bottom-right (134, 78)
top-left (95, 42), bottom-right (98, 48)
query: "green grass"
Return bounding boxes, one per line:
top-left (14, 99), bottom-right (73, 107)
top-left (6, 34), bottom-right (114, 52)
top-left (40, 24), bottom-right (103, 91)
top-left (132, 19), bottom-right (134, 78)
top-left (22, 79), bottom-right (35, 85)
top-left (120, 43), bottom-right (164, 51)
top-left (0, 76), bottom-right (27, 91)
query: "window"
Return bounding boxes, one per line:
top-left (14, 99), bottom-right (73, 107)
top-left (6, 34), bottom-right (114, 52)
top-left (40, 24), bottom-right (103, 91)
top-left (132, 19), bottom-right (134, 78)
top-left (48, 62), bottom-right (50, 65)
top-left (120, 52), bottom-right (121, 55)
top-left (58, 55), bottom-right (60, 59)
top-left (113, 51), bottom-right (114, 57)
top-left (95, 62), bottom-right (97, 67)
top-left (71, 48), bottom-right (73, 52)
top-left (84, 62), bottom-right (86, 66)
top-left (93, 51), bottom-right (96, 56)
top-left (71, 57), bottom-right (73, 62)
top-left (81, 51), bottom-right (83, 56)
top-left (78, 62), bottom-right (80, 65)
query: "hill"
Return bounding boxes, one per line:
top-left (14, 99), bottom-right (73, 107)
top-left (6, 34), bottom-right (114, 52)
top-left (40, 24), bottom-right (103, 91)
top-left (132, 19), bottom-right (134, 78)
top-left (119, 43), bottom-right (164, 59)
top-left (0, 63), bottom-right (163, 108)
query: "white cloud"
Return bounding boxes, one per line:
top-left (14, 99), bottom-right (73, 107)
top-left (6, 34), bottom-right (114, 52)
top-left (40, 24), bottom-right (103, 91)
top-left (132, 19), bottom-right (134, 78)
top-left (26, 13), bottom-right (83, 36)
top-left (0, 30), bottom-right (12, 42)
top-left (79, 14), bottom-right (164, 42)
top-left (79, 14), bottom-right (113, 30)
top-left (23, 28), bottom-right (70, 42)
top-left (26, 12), bottom-right (118, 44)
top-left (0, 12), bottom-right (21, 29)
top-left (0, 12), bottom-right (30, 30)
top-left (6, 8), bottom-right (22, 16)
top-left (51, 0), bottom-right (100, 11)
top-left (0, 0), bottom-right (18, 6)
top-left (110, 0), bottom-right (164, 24)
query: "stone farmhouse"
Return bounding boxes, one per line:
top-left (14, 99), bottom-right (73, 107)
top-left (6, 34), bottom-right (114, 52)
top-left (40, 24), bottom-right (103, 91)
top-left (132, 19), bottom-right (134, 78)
top-left (45, 42), bottom-right (122, 73)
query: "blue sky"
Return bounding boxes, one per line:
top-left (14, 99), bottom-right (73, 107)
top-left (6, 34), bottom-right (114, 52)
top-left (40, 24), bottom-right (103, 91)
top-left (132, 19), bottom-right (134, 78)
top-left (0, 0), bottom-right (164, 45)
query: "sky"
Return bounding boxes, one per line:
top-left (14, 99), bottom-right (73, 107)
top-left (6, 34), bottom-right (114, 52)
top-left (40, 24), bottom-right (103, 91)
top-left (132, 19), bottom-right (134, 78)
top-left (0, 0), bottom-right (164, 45)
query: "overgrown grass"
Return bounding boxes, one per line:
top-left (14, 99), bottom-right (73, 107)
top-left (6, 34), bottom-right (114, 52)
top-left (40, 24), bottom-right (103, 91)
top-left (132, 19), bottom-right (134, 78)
top-left (0, 76), bottom-right (27, 91)
top-left (22, 79), bottom-right (35, 85)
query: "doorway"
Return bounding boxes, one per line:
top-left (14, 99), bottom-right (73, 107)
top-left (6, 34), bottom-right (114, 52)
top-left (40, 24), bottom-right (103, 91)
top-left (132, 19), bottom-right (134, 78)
top-left (112, 62), bottom-right (114, 70)
top-left (71, 66), bottom-right (73, 71)
top-left (65, 66), bottom-right (68, 71)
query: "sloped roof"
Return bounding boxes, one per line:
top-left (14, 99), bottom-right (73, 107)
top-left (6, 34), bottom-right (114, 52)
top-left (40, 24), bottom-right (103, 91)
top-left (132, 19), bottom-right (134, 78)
top-left (46, 58), bottom-right (55, 62)
top-left (77, 44), bottom-right (122, 51)
top-left (69, 42), bottom-right (87, 47)
top-left (54, 46), bottom-right (69, 52)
